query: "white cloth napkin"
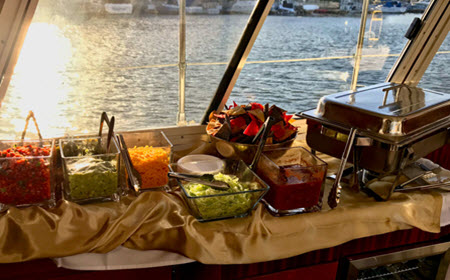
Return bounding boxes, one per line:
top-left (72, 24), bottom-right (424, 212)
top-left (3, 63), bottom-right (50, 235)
top-left (53, 246), bottom-right (194, 271)
top-left (441, 191), bottom-right (450, 227)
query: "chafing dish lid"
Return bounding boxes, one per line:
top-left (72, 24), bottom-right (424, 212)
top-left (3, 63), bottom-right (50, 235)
top-left (313, 83), bottom-right (450, 137)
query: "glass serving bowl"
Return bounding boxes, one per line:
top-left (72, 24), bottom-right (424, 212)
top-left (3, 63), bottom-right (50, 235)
top-left (0, 139), bottom-right (56, 211)
top-left (208, 133), bottom-right (297, 164)
top-left (170, 159), bottom-right (269, 222)
top-left (59, 136), bottom-right (123, 204)
top-left (120, 131), bottom-right (173, 193)
top-left (256, 146), bottom-right (327, 216)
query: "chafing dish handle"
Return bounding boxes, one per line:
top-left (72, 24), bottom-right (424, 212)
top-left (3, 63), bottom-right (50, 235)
top-left (328, 127), bottom-right (357, 209)
top-left (381, 84), bottom-right (412, 107)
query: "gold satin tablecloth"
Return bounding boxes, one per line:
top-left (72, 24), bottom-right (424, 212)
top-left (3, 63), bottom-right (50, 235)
top-left (0, 175), bottom-right (442, 265)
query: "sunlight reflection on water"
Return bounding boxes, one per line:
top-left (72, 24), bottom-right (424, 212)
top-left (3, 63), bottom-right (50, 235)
top-left (4, 23), bottom-right (74, 138)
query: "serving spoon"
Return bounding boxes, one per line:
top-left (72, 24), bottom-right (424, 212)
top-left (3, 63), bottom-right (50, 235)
top-left (168, 172), bottom-right (230, 191)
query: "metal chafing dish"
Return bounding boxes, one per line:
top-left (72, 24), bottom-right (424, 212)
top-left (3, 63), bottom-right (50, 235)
top-left (298, 82), bottom-right (450, 206)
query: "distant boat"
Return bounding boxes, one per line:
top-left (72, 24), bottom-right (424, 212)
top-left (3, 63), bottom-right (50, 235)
top-left (230, 0), bottom-right (257, 14)
top-left (407, 1), bottom-right (429, 13)
top-left (370, 1), bottom-right (407, 14)
top-left (272, 0), bottom-right (296, 16)
top-left (302, 4), bottom-right (320, 11)
top-left (105, 3), bottom-right (133, 14)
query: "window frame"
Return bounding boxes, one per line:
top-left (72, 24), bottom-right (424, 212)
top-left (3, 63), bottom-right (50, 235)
top-left (0, 0), bottom-right (38, 104)
top-left (387, 0), bottom-right (450, 85)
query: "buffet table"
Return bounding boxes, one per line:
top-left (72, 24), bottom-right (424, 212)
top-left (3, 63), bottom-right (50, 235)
top-left (0, 156), bottom-right (444, 264)
top-left (51, 189), bottom-right (450, 271)
top-left (0, 123), bottom-right (448, 275)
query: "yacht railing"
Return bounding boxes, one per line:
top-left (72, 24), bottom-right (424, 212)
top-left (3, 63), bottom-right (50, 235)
top-left (109, 51), bottom-right (450, 71)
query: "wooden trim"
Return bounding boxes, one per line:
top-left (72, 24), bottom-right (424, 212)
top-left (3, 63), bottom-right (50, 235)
top-left (386, 0), bottom-right (450, 85)
top-left (407, 8), bottom-right (450, 84)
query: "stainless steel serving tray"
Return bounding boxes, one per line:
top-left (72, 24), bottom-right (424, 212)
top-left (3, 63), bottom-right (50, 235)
top-left (301, 118), bottom-right (449, 174)
top-left (297, 83), bottom-right (450, 174)
top-left (312, 83), bottom-right (450, 145)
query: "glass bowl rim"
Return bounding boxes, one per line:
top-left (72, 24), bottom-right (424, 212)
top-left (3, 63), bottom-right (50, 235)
top-left (59, 136), bottom-right (120, 158)
top-left (170, 159), bottom-right (270, 199)
top-left (208, 131), bottom-right (298, 148)
top-left (261, 146), bottom-right (328, 168)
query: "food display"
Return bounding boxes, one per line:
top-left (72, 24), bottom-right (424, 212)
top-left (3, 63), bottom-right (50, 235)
top-left (207, 102), bottom-right (297, 144)
top-left (171, 159), bottom-right (269, 222)
top-left (60, 137), bottom-right (122, 203)
top-left (206, 102), bottom-right (297, 163)
top-left (256, 147), bottom-right (327, 215)
top-left (128, 146), bottom-right (169, 189)
top-left (0, 140), bottom-right (55, 210)
top-left (261, 165), bottom-right (325, 210)
top-left (184, 173), bottom-right (260, 220)
top-left (65, 157), bottom-right (118, 200)
top-left (119, 131), bottom-right (172, 192)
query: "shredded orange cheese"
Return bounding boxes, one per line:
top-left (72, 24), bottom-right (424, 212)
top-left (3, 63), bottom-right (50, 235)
top-left (128, 146), bottom-right (169, 189)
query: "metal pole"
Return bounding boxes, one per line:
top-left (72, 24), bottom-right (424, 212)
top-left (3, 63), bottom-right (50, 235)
top-left (350, 0), bottom-right (370, 92)
top-left (177, 0), bottom-right (187, 126)
top-left (201, 0), bottom-right (275, 124)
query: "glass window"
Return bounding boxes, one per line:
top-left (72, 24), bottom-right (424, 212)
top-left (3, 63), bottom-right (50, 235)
top-left (185, 13), bottom-right (256, 123)
top-left (0, 0), bottom-right (255, 138)
top-left (229, 5), bottom-right (427, 114)
top-left (0, 0), bottom-right (441, 138)
top-left (230, 15), bottom-right (361, 112)
top-left (419, 34), bottom-right (450, 93)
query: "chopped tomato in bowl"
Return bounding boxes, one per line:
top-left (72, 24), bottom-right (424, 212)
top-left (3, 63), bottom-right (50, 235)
top-left (0, 140), bottom-right (55, 211)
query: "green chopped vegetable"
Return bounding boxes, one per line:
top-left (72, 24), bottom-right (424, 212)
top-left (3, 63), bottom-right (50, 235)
top-left (66, 157), bottom-right (118, 200)
top-left (184, 173), bottom-right (261, 220)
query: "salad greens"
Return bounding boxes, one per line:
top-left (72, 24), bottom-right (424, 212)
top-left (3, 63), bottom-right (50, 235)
top-left (184, 173), bottom-right (261, 220)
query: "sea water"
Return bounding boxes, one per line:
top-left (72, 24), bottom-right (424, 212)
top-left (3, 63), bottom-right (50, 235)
top-left (0, 14), bottom-right (448, 138)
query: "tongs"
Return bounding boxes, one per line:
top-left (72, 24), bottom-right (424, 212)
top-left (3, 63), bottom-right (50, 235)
top-left (394, 182), bottom-right (450, 192)
top-left (98, 112), bottom-right (115, 153)
top-left (21, 111), bottom-right (44, 147)
top-left (168, 172), bottom-right (229, 191)
top-left (393, 162), bottom-right (450, 192)
top-left (117, 134), bottom-right (142, 193)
